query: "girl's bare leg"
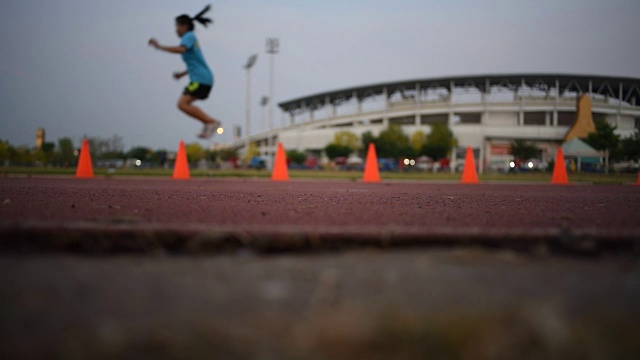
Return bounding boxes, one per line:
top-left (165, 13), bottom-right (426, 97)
top-left (177, 95), bottom-right (219, 125)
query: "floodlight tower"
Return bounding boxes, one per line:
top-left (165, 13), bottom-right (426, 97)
top-left (266, 38), bottom-right (279, 168)
top-left (260, 96), bottom-right (269, 134)
top-left (244, 54), bottom-right (258, 159)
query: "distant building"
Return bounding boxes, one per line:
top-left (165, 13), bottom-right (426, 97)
top-left (232, 74), bottom-right (640, 172)
top-left (36, 128), bottom-right (45, 150)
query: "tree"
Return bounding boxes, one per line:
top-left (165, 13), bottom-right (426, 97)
top-left (87, 135), bottom-right (125, 160)
top-left (361, 131), bottom-right (376, 153)
top-left (585, 119), bottom-right (620, 159)
top-left (127, 147), bottom-right (152, 160)
top-left (421, 123), bottom-right (455, 160)
top-left (509, 139), bottom-right (539, 160)
top-left (34, 142), bottom-right (55, 164)
top-left (149, 149), bottom-right (169, 167)
top-left (411, 130), bottom-right (426, 153)
top-left (12, 146), bottom-right (33, 165)
top-left (57, 138), bottom-right (75, 164)
top-left (185, 142), bottom-right (206, 162)
top-left (332, 131), bottom-right (361, 152)
top-left (217, 148), bottom-right (238, 162)
top-left (620, 130), bottom-right (640, 161)
top-left (0, 140), bottom-right (12, 163)
top-left (324, 144), bottom-right (352, 160)
top-left (325, 131), bottom-right (360, 160)
top-left (377, 124), bottom-right (413, 159)
top-left (286, 150), bottom-right (307, 165)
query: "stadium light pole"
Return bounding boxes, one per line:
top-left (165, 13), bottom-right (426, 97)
top-left (266, 38), bottom-right (279, 169)
top-left (244, 54), bottom-right (258, 161)
top-left (260, 96), bottom-right (269, 135)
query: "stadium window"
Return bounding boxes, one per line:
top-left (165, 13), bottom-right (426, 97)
top-left (456, 113), bottom-right (481, 124)
top-left (370, 119), bottom-right (383, 125)
top-left (523, 112), bottom-right (546, 126)
top-left (390, 116), bottom-right (416, 125)
top-left (558, 112), bottom-right (575, 127)
top-left (421, 114), bottom-right (448, 125)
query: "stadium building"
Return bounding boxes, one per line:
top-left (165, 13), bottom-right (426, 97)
top-left (233, 74), bottom-right (640, 172)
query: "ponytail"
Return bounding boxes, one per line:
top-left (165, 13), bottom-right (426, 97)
top-left (192, 5), bottom-right (213, 28)
top-left (175, 5), bottom-right (213, 31)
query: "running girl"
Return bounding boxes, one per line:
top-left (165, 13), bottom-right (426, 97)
top-left (149, 5), bottom-right (221, 139)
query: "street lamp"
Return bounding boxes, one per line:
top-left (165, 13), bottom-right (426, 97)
top-left (244, 54), bottom-right (258, 160)
top-left (266, 38), bottom-right (279, 169)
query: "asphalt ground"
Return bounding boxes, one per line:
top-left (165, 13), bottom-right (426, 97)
top-left (1, 177), bottom-right (639, 359)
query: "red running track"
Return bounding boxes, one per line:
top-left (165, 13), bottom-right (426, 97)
top-left (0, 177), bottom-right (639, 253)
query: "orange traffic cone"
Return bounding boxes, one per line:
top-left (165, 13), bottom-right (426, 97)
top-left (272, 142), bottom-right (290, 181)
top-left (173, 140), bottom-right (191, 180)
top-left (75, 138), bottom-right (94, 178)
top-left (461, 146), bottom-right (479, 184)
top-left (363, 143), bottom-right (381, 183)
top-left (551, 147), bottom-right (569, 184)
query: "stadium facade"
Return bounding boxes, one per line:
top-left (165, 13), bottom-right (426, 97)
top-left (233, 74), bottom-right (640, 172)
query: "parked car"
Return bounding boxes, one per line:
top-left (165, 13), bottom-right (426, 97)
top-left (249, 157), bottom-right (266, 170)
top-left (378, 158), bottom-right (399, 172)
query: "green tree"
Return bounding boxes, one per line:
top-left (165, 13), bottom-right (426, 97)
top-left (0, 140), bottom-right (12, 163)
top-left (331, 131), bottom-right (361, 152)
top-left (57, 138), bottom-right (75, 165)
top-left (185, 142), bottom-right (206, 162)
top-left (377, 124), bottom-right (413, 159)
top-left (127, 147), bottom-right (153, 160)
top-left (585, 119), bottom-right (621, 158)
top-left (411, 130), bottom-right (426, 153)
top-left (12, 146), bottom-right (34, 165)
top-left (509, 139), bottom-right (539, 160)
top-left (361, 131), bottom-right (376, 153)
top-left (324, 144), bottom-right (352, 160)
top-left (149, 150), bottom-right (169, 167)
top-left (620, 130), bottom-right (640, 160)
top-left (87, 135), bottom-right (125, 160)
top-left (34, 142), bottom-right (55, 164)
top-left (286, 149), bottom-right (307, 165)
top-left (218, 148), bottom-right (238, 161)
top-left (421, 123), bottom-right (455, 160)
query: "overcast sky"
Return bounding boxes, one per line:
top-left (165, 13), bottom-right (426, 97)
top-left (1, 0), bottom-right (639, 150)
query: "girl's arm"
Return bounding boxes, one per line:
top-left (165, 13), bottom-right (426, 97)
top-left (173, 70), bottom-right (188, 80)
top-left (148, 38), bottom-right (186, 54)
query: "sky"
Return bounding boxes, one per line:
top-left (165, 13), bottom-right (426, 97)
top-left (1, 0), bottom-right (639, 150)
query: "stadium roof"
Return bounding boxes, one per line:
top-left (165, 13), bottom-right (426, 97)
top-left (279, 74), bottom-right (640, 113)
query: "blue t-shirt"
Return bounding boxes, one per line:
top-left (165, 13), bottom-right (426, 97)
top-left (180, 31), bottom-right (214, 86)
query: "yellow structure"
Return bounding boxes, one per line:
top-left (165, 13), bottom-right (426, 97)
top-left (36, 128), bottom-right (45, 150)
top-left (564, 94), bottom-right (596, 142)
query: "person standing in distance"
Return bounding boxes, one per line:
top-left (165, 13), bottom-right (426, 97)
top-left (149, 5), bottom-right (222, 139)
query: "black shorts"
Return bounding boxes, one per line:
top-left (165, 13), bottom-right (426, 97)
top-left (183, 82), bottom-right (212, 100)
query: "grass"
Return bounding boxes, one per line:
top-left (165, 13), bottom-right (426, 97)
top-left (1, 166), bottom-right (637, 184)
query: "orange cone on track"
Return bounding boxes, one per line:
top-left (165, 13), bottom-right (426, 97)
top-left (75, 138), bottom-right (94, 178)
top-left (551, 147), bottom-right (569, 184)
top-left (461, 146), bottom-right (479, 184)
top-left (363, 143), bottom-right (381, 183)
top-left (272, 142), bottom-right (290, 181)
top-left (173, 140), bottom-right (191, 180)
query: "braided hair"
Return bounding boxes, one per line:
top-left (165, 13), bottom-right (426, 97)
top-left (176, 5), bottom-right (213, 31)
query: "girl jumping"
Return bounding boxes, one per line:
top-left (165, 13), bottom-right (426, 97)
top-left (149, 5), bottom-right (221, 139)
